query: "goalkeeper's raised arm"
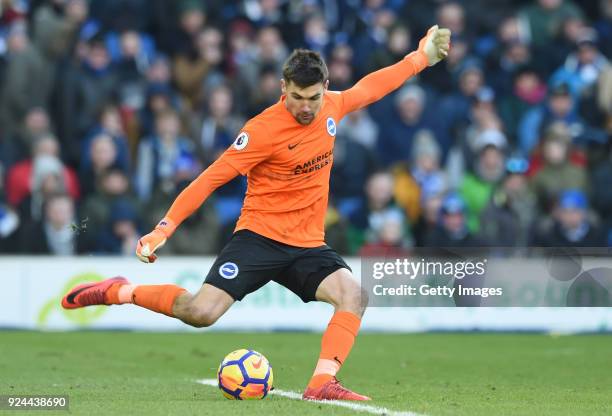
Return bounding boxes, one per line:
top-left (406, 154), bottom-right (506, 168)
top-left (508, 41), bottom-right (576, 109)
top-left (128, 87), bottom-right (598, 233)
top-left (339, 25), bottom-right (451, 117)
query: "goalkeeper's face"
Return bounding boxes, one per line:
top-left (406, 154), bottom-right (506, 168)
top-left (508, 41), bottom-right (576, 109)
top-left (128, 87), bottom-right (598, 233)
top-left (282, 79), bottom-right (328, 125)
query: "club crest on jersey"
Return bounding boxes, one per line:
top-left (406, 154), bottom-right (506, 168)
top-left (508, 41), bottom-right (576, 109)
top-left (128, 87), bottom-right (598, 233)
top-left (233, 132), bottom-right (249, 150)
top-left (219, 262), bottom-right (239, 279)
top-left (326, 117), bottom-right (336, 137)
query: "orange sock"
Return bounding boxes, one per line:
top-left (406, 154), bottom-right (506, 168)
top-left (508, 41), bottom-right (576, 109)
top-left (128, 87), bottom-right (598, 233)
top-left (308, 311), bottom-right (361, 389)
top-left (105, 283), bottom-right (186, 317)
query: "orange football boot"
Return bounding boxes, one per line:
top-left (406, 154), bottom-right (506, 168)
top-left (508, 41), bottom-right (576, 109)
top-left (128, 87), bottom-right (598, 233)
top-left (303, 377), bottom-right (371, 401)
top-left (61, 277), bottom-right (128, 309)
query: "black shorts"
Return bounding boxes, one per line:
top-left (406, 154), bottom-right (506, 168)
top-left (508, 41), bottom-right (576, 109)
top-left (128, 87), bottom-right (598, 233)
top-left (204, 229), bottom-right (351, 302)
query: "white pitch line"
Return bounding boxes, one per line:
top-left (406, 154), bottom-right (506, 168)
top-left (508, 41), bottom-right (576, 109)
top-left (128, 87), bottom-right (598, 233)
top-left (195, 379), bottom-right (427, 416)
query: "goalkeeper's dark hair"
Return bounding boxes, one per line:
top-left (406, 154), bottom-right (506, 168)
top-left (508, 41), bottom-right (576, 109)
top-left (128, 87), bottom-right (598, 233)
top-left (282, 49), bottom-right (328, 88)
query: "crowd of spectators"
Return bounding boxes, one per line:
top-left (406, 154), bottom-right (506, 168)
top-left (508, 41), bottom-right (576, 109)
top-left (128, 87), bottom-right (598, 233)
top-left (0, 0), bottom-right (611, 256)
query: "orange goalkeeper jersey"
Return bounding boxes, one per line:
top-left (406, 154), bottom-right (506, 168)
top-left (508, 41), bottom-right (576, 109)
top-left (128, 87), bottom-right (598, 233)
top-left (163, 50), bottom-right (429, 247)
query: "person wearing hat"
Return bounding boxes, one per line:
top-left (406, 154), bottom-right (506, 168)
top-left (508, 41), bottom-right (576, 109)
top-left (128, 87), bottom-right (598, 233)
top-left (479, 157), bottom-right (537, 246)
top-left (549, 28), bottom-right (611, 98)
top-left (424, 193), bottom-right (480, 247)
top-left (533, 189), bottom-right (606, 247)
top-left (531, 121), bottom-right (587, 212)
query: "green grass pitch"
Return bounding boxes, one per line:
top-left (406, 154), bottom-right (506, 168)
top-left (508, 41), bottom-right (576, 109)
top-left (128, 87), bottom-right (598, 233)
top-left (1, 331), bottom-right (611, 415)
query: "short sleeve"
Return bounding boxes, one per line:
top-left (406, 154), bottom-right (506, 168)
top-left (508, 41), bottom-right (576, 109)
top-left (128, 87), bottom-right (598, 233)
top-left (219, 125), bottom-right (271, 175)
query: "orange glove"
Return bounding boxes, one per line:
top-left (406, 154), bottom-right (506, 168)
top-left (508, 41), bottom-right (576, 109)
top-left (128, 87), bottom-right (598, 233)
top-left (136, 218), bottom-right (176, 263)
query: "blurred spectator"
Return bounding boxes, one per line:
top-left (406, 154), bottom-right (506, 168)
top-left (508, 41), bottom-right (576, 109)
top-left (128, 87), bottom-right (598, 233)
top-left (459, 130), bottom-right (508, 233)
top-left (532, 189), bottom-right (606, 246)
top-left (95, 198), bottom-right (141, 254)
top-left (359, 209), bottom-right (411, 257)
top-left (112, 30), bottom-right (155, 81)
top-left (239, 0), bottom-right (287, 28)
top-left (17, 154), bottom-right (71, 223)
top-left (488, 39), bottom-right (532, 95)
top-left (89, 0), bottom-right (150, 33)
top-left (352, 7), bottom-right (397, 74)
top-left (79, 132), bottom-right (126, 196)
top-left (237, 26), bottom-right (287, 90)
top-left (550, 29), bottom-right (611, 98)
top-left (519, 0), bottom-right (584, 48)
top-left (6, 134), bottom-right (80, 207)
top-left (530, 122), bottom-right (588, 211)
top-left (590, 140), bottom-right (612, 242)
top-left (135, 110), bottom-right (197, 201)
top-left (146, 53), bottom-right (173, 86)
top-left (195, 85), bottom-right (245, 235)
top-left (349, 171), bottom-right (411, 252)
top-left (32, 0), bottom-right (88, 61)
top-left (479, 157), bottom-right (537, 246)
top-left (55, 35), bottom-right (119, 163)
top-left (518, 82), bottom-right (583, 156)
top-left (0, 162), bottom-right (20, 253)
top-left (18, 193), bottom-right (86, 254)
top-left (324, 204), bottom-right (350, 255)
top-left (197, 85), bottom-right (245, 162)
top-left (139, 81), bottom-right (179, 138)
top-left (594, 0), bottom-right (612, 59)
top-left (331, 115), bottom-right (379, 219)
top-left (499, 67), bottom-right (548, 144)
top-left (2, 106), bottom-right (53, 164)
top-left (367, 23), bottom-right (411, 72)
top-left (327, 44), bottom-right (354, 91)
top-left (173, 26), bottom-right (224, 111)
top-left (0, 22), bottom-right (53, 146)
top-left (420, 33), bottom-right (472, 95)
top-left (393, 130), bottom-right (447, 224)
top-left (225, 19), bottom-right (255, 77)
top-left (109, 30), bottom-right (157, 129)
top-left (302, 13), bottom-right (330, 54)
top-left (79, 168), bottom-right (139, 248)
top-left (337, 108), bottom-right (378, 150)
top-left (0, 0), bottom-right (27, 25)
top-left (145, 169), bottom-right (219, 255)
top-left (81, 105), bottom-right (130, 168)
top-left (424, 193), bottom-right (481, 247)
top-left (378, 84), bottom-right (445, 165)
top-left (544, 15), bottom-right (588, 74)
top-left (412, 174), bottom-right (448, 246)
top-left (247, 64), bottom-right (281, 117)
top-left (164, 0), bottom-right (206, 55)
top-left (480, 15), bottom-right (528, 66)
top-left (445, 89), bottom-right (505, 190)
top-left (596, 66), bottom-right (612, 131)
top-left (438, 62), bottom-right (485, 149)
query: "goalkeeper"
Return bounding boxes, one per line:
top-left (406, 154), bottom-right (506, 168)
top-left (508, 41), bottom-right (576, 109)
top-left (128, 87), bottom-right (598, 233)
top-left (62, 25), bottom-right (451, 401)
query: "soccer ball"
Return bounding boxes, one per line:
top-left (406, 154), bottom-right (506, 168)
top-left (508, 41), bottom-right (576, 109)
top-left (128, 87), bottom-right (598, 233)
top-left (217, 349), bottom-right (273, 400)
